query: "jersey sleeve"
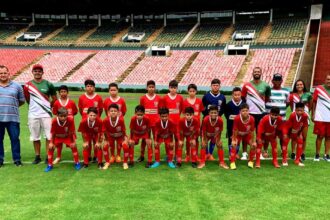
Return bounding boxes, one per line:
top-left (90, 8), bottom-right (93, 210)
top-left (122, 99), bottom-right (127, 116)
top-left (219, 95), bottom-right (226, 116)
top-left (313, 88), bottom-right (319, 102)
top-left (218, 117), bottom-right (224, 132)
top-left (52, 101), bottom-right (59, 115)
top-left (48, 81), bottom-right (57, 96)
top-left (97, 96), bottom-right (103, 116)
top-left (241, 84), bottom-right (247, 99)
top-left (71, 100), bottom-right (78, 116)
top-left (232, 116), bottom-right (239, 131)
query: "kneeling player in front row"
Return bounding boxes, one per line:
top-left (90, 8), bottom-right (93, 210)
top-left (178, 107), bottom-right (200, 168)
top-left (282, 102), bottom-right (309, 167)
top-left (199, 105), bottom-right (228, 169)
top-left (45, 107), bottom-right (81, 172)
top-left (231, 103), bottom-right (256, 169)
top-left (129, 105), bottom-right (153, 168)
top-left (102, 104), bottom-right (129, 170)
top-left (256, 107), bottom-right (283, 168)
top-left (151, 107), bottom-right (179, 168)
top-left (78, 107), bottom-right (103, 169)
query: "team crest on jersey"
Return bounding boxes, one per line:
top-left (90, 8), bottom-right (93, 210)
top-left (142, 125), bottom-right (146, 129)
top-left (246, 125), bottom-right (251, 131)
top-left (94, 127), bottom-right (99, 132)
top-left (118, 104), bottom-right (122, 109)
top-left (189, 127), bottom-right (194, 131)
top-left (94, 101), bottom-right (98, 107)
top-left (218, 100), bottom-right (222, 106)
top-left (68, 109), bottom-right (72, 114)
top-left (215, 127), bottom-right (219, 132)
top-left (154, 101), bottom-right (158, 107)
top-left (300, 123), bottom-right (303, 127)
top-left (176, 102), bottom-right (180, 108)
top-left (65, 127), bottom-right (68, 132)
top-left (116, 126), bottom-right (121, 131)
top-left (195, 104), bottom-right (199, 110)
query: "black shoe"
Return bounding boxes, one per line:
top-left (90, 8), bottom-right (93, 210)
top-left (128, 161), bottom-right (134, 168)
top-left (82, 164), bottom-right (89, 168)
top-left (192, 162), bottom-right (197, 168)
top-left (14, 161), bottom-right (22, 167)
top-left (88, 157), bottom-right (92, 162)
top-left (137, 156), bottom-right (145, 162)
top-left (0, 162), bottom-right (3, 168)
top-left (290, 153), bottom-right (296, 160)
top-left (32, 156), bottom-right (41, 164)
top-left (301, 153), bottom-right (306, 161)
top-left (176, 162), bottom-right (182, 168)
top-left (98, 163), bottom-right (104, 169)
top-left (145, 162), bottom-right (152, 168)
top-left (92, 157), bottom-right (97, 163)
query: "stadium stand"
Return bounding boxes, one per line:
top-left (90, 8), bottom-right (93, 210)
top-left (0, 24), bottom-right (27, 40)
top-left (25, 24), bottom-right (63, 40)
top-left (85, 21), bottom-right (129, 43)
top-left (50, 24), bottom-right (94, 42)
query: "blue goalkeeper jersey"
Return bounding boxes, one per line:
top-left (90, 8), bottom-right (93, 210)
top-left (202, 91), bottom-right (226, 117)
top-left (224, 99), bottom-right (245, 132)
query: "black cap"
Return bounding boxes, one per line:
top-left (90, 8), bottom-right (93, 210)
top-left (272, 73), bottom-right (283, 81)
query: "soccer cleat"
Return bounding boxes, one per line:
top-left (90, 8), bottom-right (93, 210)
top-left (137, 156), bottom-right (144, 162)
top-left (53, 158), bottom-right (61, 164)
top-left (273, 162), bottom-right (280, 168)
top-left (197, 162), bottom-right (205, 169)
top-left (248, 161), bottom-right (254, 168)
top-left (219, 162), bottom-right (229, 169)
top-left (314, 154), bottom-right (320, 162)
top-left (241, 152), bottom-right (248, 161)
top-left (260, 154), bottom-right (265, 160)
top-left (208, 155), bottom-right (215, 161)
top-left (167, 162), bottom-right (176, 169)
top-left (191, 162), bottom-right (197, 168)
top-left (150, 162), bottom-right (160, 168)
top-left (301, 153), bottom-right (306, 161)
top-left (74, 163), bottom-right (81, 170)
top-left (115, 155), bottom-right (122, 163)
top-left (123, 163), bottom-right (129, 170)
top-left (262, 151), bottom-right (269, 158)
top-left (255, 161), bottom-right (261, 169)
top-left (82, 163), bottom-right (89, 169)
top-left (295, 161), bottom-right (305, 167)
top-left (323, 154), bottom-right (330, 162)
top-left (103, 162), bottom-right (110, 170)
top-left (184, 156), bottom-right (190, 162)
top-left (88, 157), bottom-right (92, 162)
top-left (14, 161), bottom-right (22, 167)
top-left (92, 157), bottom-right (97, 163)
top-left (176, 162), bottom-right (182, 168)
top-left (110, 156), bottom-right (115, 164)
top-left (44, 165), bottom-right (53, 172)
top-left (98, 163), bottom-right (104, 169)
top-left (290, 153), bottom-right (296, 160)
top-left (32, 156), bottom-right (42, 164)
top-left (282, 162), bottom-right (288, 167)
top-left (230, 162), bottom-right (236, 170)
top-left (145, 162), bottom-right (153, 168)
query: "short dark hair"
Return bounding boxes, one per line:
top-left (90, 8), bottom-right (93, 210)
top-left (208, 105), bottom-right (218, 112)
top-left (292, 79), bottom-right (307, 93)
top-left (0, 65), bottom-right (9, 71)
top-left (87, 107), bottom-right (98, 115)
top-left (58, 107), bottom-right (68, 115)
top-left (169, 80), bottom-right (178, 88)
top-left (211, 78), bottom-right (221, 85)
top-left (187, 83), bottom-right (197, 91)
top-left (240, 103), bottom-right (249, 110)
top-left (184, 106), bottom-right (194, 114)
top-left (295, 102), bottom-right (305, 109)
top-left (108, 103), bottom-right (119, 111)
top-left (232, 87), bottom-right (241, 93)
top-left (135, 105), bottom-right (145, 113)
top-left (58, 85), bottom-right (69, 92)
top-left (270, 106), bottom-right (280, 115)
top-left (159, 107), bottom-right (169, 115)
top-left (108, 82), bottom-right (118, 90)
top-left (84, 79), bottom-right (95, 87)
top-left (147, 80), bottom-right (155, 87)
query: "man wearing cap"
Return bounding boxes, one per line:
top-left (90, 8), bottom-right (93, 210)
top-left (0, 65), bottom-right (25, 167)
top-left (264, 73), bottom-right (290, 157)
top-left (23, 64), bottom-right (57, 164)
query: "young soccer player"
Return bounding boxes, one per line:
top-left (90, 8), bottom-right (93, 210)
top-left (162, 80), bottom-right (183, 160)
top-left (182, 84), bottom-right (204, 162)
top-left (178, 107), bottom-right (200, 168)
top-left (282, 102), bottom-right (309, 166)
top-left (78, 107), bottom-right (103, 169)
top-left (151, 107), bottom-right (179, 169)
top-left (224, 87), bottom-right (245, 160)
top-left (52, 85), bottom-right (78, 164)
top-left (231, 103), bottom-right (256, 169)
top-left (129, 105), bottom-right (153, 168)
top-left (256, 107), bottom-right (284, 168)
top-left (45, 107), bottom-right (81, 172)
top-left (202, 78), bottom-right (226, 161)
top-left (139, 80), bottom-right (162, 162)
top-left (102, 104), bottom-right (129, 170)
top-left (198, 105), bottom-right (228, 169)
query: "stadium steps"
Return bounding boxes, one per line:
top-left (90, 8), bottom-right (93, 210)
top-left (257, 22), bottom-right (272, 43)
top-left (143, 27), bottom-right (165, 46)
top-left (232, 51), bottom-right (255, 86)
top-left (75, 27), bottom-right (98, 45)
top-left (175, 52), bottom-right (200, 83)
top-left (4, 26), bottom-right (29, 43)
top-left (115, 52), bottom-right (146, 83)
top-left (38, 26), bottom-right (65, 43)
top-left (110, 27), bottom-right (130, 44)
top-left (219, 24), bottom-right (234, 44)
top-left (59, 52), bottom-right (97, 82)
top-left (284, 49), bottom-right (301, 87)
top-left (299, 34), bottom-right (317, 89)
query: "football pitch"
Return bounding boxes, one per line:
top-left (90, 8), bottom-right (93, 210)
top-left (0, 92), bottom-right (330, 220)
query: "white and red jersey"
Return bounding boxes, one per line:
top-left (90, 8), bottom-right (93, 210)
top-left (257, 115), bottom-right (283, 139)
top-left (202, 115), bottom-right (223, 138)
top-left (103, 96), bottom-right (127, 117)
top-left (179, 117), bottom-right (200, 141)
top-left (162, 93), bottom-right (184, 125)
top-left (233, 114), bottom-right (255, 137)
top-left (130, 115), bottom-right (151, 138)
top-left (78, 117), bottom-right (103, 140)
top-left (283, 112), bottom-right (308, 135)
top-left (50, 117), bottom-right (75, 143)
top-left (78, 93), bottom-right (103, 119)
top-left (313, 85), bottom-right (330, 122)
top-left (182, 97), bottom-right (204, 124)
top-left (102, 116), bottom-right (126, 139)
top-left (154, 119), bottom-right (179, 141)
top-left (140, 94), bottom-right (162, 127)
top-left (52, 98), bottom-right (78, 120)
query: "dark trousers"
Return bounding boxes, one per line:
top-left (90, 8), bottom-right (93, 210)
top-left (0, 122), bottom-right (21, 163)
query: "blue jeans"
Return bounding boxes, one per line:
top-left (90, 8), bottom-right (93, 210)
top-left (0, 122), bottom-right (21, 163)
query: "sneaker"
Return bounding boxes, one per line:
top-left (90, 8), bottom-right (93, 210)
top-left (14, 161), bottom-right (22, 167)
top-left (74, 163), bottom-right (81, 170)
top-left (103, 162), bottom-right (110, 170)
top-left (128, 161), bottom-right (134, 168)
top-left (150, 162), bottom-right (160, 168)
top-left (137, 156), bottom-right (144, 162)
top-left (248, 161), bottom-right (254, 168)
top-left (282, 162), bottom-right (288, 167)
top-left (314, 154), bottom-right (320, 162)
top-left (255, 161), bottom-right (260, 169)
top-left (168, 162), bottom-right (176, 168)
top-left (53, 158), bottom-right (61, 164)
top-left (323, 154), bottom-right (330, 162)
top-left (88, 157), bottom-right (92, 162)
top-left (191, 162), bottom-right (197, 168)
top-left (241, 152), bottom-right (248, 160)
top-left (110, 156), bottom-right (115, 164)
top-left (260, 154), bottom-right (265, 160)
top-left (92, 157), bottom-right (97, 163)
top-left (219, 162), bottom-right (229, 169)
top-left (145, 162), bottom-right (153, 168)
top-left (82, 163), bottom-right (89, 169)
top-left (301, 153), bottom-right (306, 161)
top-left (44, 165), bottom-right (53, 172)
top-left (262, 151), bottom-right (269, 158)
top-left (184, 156), bottom-right (190, 162)
top-left (291, 153), bottom-right (296, 160)
top-left (295, 161), bottom-right (305, 167)
top-left (176, 162), bottom-right (182, 168)
top-left (116, 155), bottom-right (122, 163)
top-left (123, 163), bottom-right (129, 170)
top-left (197, 162), bottom-right (205, 169)
top-left (32, 156), bottom-right (41, 164)
top-left (230, 162), bottom-right (236, 170)
top-left (98, 163), bottom-right (104, 169)
top-left (208, 155), bottom-right (215, 161)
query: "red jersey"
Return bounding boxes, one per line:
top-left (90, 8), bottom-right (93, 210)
top-left (283, 112), bottom-right (308, 135)
top-left (103, 96), bottom-right (127, 116)
top-left (202, 115), bottom-right (223, 138)
top-left (154, 119), bottom-right (179, 141)
top-left (182, 98), bottom-right (204, 123)
top-left (162, 94), bottom-right (184, 125)
top-left (52, 98), bottom-right (78, 119)
top-left (102, 116), bottom-right (126, 139)
top-left (257, 115), bottom-right (283, 139)
top-left (140, 94), bottom-right (162, 127)
top-left (179, 117), bottom-right (200, 141)
top-left (130, 115), bottom-right (151, 138)
top-left (233, 115), bottom-right (255, 136)
top-left (51, 117), bottom-right (75, 144)
top-left (78, 93), bottom-right (103, 119)
top-left (78, 117), bottom-right (103, 140)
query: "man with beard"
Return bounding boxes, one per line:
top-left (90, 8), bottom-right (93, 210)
top-left (241, 67), bottom-right (271, 159)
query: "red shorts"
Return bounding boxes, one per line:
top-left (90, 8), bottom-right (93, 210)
top-left (156, 137), bottom-right (173, 145)
top-left (314, 121), bottom-right (330, 137)
top-left (107, 137), bottom-right (125, 147)
top-left (131, 133), bottom-right (150, 145)
top-left (54, 138), bottom-right (73, 146)
top-left (236, 135), bottom-right (251, 145)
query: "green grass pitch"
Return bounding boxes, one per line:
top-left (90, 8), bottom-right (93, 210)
top-left (0, 92), bottom-right (330, 220)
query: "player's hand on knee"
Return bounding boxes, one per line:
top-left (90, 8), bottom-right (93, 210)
top-left (190, 139), bottom-right (196, 147)
top-left (49, 142), bottom-right (55, 150)
top-left (69, 143), bottom-right (76, 148)
top-left (82, 142), bottom-right (88, 149)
